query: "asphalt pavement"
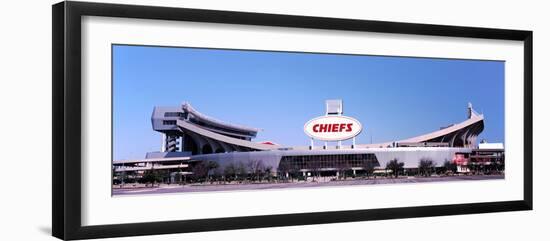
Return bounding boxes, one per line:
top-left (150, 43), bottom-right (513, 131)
top-left (113, 175), bottom-right (504, 196)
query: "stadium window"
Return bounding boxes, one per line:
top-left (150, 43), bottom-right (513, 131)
top-left (164, 112), bottom-right (182, 117)
top-left (163, 120), bottom-right (177, 125)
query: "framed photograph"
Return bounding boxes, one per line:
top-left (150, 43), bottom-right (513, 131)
top-left (52, 1), bottom-right (533, 240)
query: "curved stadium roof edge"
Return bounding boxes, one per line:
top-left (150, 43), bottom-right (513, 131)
top-left (176, 119), bottom-right (278, 151)
top-left (182, 102), bottom-right (262, 133)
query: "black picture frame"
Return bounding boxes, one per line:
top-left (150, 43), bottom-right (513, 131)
top-left (52, 1), bottom-right (533, 240)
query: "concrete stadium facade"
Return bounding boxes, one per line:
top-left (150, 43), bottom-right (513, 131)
top-left (173, 147), bottom-right (472, 171)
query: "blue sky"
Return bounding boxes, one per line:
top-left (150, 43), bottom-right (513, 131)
top-left (113, 45), bottom-right (505, 161)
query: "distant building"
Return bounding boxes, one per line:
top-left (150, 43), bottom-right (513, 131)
top-left (453, 141), bottom-right (504, 173)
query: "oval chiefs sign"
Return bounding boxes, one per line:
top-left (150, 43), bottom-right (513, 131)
top-left (304, 116), bottom-right (363, 141)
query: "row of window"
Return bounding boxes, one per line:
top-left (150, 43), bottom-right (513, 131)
top-left (163, 120), bottom-right (177, 125)
top-left (164, 112), bottom-right (184, 117)
top-left (279, 154), bottom-right (379, 171)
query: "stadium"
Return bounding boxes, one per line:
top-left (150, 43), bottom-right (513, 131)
top-left (113, 100), bottom-right (504, 184)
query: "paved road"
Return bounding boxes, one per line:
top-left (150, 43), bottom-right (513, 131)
top-left (113, 175), bottom-right (504, 196)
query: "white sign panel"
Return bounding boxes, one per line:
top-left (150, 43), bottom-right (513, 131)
top-left (304, 115), bottom-right (363, 141)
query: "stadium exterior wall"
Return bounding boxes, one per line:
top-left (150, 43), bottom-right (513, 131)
top-left (188, 147), bottom-right (472, 171)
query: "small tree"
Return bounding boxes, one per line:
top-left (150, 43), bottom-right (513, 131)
top-left (212, 164), bottom-right (223, 183)
top-left (159, 170), bottom-right (170, 184)
top-left (113, 167), bottom-right (127, 186)
top-left (336, 159), bottom-right (351, 180)
top-left (235, 161), bottom-right (247, 182)
top-left (277, 161), bottom-right (291, 182)
top-left (205, 161), bottom-right (219, 182)
top-left (442, 159), bottom-right (457, 175)
top-left (418, 158), bottom-right (435, 177)
top-left (191, 162), bottom-right (208, 182)
top-left (386, 158), bottom-right (404, 178)
top-left (307, 159), bottom-right (322, 181)
top-left (174, 171), bottom-right (183, 185)
top-left (263, 166), bottom-right (273, 182)
top-left (247, 160), bottom-right (265, 182)
top-left (142, 168), bottom-right (161, 187)
top-left (468, 162), bottom-right (480, 175)
top-left (112, 166), bottom-right (117, 185)
top-left (361, 161), bottom-right (376, 179)
top-left (223, 163), bottom-right (237, 182)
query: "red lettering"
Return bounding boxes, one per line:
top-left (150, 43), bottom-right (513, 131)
top-left (313, 124), bottom-right (320, 132)
top-left (310, 122), bottom-right (356, 133)
top-left (339, 123), bottom-right (346, 132)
